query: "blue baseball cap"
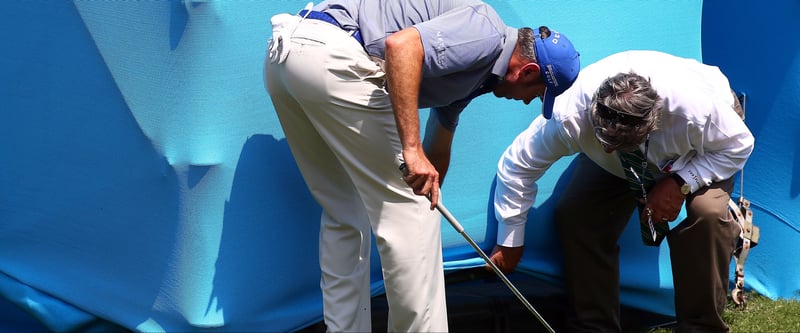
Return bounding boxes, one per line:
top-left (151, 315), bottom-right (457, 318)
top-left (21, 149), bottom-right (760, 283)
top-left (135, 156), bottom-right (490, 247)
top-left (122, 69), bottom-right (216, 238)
top-left (534, 29), bottom-right (580, 119)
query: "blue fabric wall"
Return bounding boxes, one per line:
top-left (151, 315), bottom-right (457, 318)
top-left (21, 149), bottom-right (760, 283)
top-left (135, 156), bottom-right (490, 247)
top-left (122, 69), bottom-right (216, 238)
top-left (0, 0), bottom-right (796, 332)
top-left (701, 0), bottom-right (800, 300)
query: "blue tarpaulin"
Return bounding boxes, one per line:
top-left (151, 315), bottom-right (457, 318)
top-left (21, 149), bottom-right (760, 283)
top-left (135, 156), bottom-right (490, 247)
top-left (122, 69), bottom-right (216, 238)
top-left (1, 0), bottom-right (798, 331)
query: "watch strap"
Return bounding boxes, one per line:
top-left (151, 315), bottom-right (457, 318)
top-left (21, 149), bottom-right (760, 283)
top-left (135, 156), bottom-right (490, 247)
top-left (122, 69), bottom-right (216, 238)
top-left (671, 173), bottom-right (691, 195)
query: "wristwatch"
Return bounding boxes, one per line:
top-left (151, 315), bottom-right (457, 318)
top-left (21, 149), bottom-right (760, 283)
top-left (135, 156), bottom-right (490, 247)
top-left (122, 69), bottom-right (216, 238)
top-left (671, 173), bottom-right (691, 195)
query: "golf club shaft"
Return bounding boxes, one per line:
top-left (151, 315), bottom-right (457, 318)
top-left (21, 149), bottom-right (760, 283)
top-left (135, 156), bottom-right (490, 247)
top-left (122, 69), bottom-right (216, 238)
top-left (397, 159), bottom-right (554, 332)
top-left (431, 196), bottom-right (555, 333)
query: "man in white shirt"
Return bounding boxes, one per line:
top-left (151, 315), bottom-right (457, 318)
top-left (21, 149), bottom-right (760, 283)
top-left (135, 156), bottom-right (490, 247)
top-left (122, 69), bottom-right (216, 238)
top-left (490, 50), bottom-right (754, 332)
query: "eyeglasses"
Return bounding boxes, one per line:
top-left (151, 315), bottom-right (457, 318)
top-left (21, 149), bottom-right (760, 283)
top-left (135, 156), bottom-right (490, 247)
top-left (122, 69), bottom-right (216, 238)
top-left (596, 102), bottom-right (649, 126)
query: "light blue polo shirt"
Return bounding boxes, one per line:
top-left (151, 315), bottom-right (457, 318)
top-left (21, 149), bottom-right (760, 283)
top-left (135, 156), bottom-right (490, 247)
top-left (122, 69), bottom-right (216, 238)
top-left (316, 0), bottom-right (517, 130)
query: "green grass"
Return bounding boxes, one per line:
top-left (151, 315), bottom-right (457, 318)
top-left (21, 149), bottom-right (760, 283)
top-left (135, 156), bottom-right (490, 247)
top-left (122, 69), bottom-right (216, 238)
top-left (648, 293), bottom-right (800, 333)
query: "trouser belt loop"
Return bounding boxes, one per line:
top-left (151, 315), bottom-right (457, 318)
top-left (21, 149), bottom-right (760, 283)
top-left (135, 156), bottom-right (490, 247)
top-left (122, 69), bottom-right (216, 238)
top-left (298, 10), bottom-right (364, 46)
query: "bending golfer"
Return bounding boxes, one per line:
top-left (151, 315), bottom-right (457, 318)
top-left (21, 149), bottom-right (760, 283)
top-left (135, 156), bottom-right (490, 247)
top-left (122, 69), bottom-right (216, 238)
top-left (491, 50), bottom-right (754, 332)
top-left (265, 0), bottom-right (579, 331)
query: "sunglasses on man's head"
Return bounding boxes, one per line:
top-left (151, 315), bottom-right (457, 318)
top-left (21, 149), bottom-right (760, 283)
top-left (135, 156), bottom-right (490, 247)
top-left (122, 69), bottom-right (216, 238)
top-left (596, 102), bottom-right (648, 126)
top-left (593, 127), bottom-right (643, 152)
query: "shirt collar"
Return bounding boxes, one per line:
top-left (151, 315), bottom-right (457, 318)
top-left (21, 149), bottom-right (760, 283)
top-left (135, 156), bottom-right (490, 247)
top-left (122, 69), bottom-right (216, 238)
top-left (491, 27), bottom-right (518, 77)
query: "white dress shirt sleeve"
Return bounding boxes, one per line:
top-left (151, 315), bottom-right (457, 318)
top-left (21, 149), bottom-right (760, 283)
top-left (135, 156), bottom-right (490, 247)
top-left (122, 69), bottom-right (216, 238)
top-left (671, 97), bottom-right (755, 193)
top-left (654, 64), bottom-right (755, 192)
top-left (493, 115), bottom-right (578, 247)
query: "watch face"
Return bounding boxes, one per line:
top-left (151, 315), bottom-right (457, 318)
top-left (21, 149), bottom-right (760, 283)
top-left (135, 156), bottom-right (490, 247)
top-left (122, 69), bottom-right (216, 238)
top-left (681, 184), bottom-right (691, 195)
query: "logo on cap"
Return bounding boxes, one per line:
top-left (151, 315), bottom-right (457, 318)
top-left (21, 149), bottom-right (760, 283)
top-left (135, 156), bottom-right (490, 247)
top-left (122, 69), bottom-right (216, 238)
top-left (545, 64), bottom-right (558, 87)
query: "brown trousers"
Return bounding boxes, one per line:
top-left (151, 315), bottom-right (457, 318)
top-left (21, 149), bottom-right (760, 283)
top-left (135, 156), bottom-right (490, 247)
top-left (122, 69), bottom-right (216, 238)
top-left (554, 154), bottom-right (739, 333)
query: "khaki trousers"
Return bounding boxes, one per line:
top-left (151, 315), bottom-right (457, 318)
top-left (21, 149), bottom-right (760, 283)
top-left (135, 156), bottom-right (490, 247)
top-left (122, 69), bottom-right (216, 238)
top-left (265, 19), bottom-right (448, 332)
top-left (554, 154), bottom-right (738, 333)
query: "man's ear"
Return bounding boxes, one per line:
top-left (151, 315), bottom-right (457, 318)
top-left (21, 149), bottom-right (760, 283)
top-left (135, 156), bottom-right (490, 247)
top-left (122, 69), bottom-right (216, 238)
top-left (520, 62), bottom-right (541, 81)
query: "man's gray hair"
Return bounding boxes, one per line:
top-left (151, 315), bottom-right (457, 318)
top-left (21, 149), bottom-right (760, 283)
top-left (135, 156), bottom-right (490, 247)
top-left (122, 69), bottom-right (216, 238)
top-left (591, 72), bottom-right (663, 151)
top-left (518, 27), bottom-right (536, 62)
top-left (518, 26), bottom-right (551, 63)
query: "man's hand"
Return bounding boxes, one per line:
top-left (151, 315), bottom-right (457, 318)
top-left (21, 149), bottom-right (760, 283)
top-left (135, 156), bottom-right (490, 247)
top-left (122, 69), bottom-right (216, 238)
top-left (487, 245), bottom-right (524, 274)
top-left (401, 149), bottom-right (440, 209)
top-left (644, 176), bottom-right (687, 224)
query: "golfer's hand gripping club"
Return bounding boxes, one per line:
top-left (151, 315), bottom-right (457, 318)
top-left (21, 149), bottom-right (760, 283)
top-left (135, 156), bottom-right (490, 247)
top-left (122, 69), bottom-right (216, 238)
top-left (397, 153), bottom-right (439, 209)
top-left (398, 161), bottom-right (555, 333)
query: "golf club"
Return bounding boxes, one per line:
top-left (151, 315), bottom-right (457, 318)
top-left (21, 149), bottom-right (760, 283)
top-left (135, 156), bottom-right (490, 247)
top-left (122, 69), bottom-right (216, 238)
top-left (399, 161), bottom-right (555, 333)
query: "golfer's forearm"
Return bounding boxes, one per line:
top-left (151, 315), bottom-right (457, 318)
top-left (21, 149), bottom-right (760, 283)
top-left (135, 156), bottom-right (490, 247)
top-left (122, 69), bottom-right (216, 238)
top-left (385, 27), bottom-right (424, 151)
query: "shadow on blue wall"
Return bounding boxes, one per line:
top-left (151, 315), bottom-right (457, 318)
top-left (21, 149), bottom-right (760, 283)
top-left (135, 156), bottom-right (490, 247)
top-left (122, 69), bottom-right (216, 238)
top-left (213, 134), bottom-right (322, 328)
top-left (169, 0), bottom-right (188, 50)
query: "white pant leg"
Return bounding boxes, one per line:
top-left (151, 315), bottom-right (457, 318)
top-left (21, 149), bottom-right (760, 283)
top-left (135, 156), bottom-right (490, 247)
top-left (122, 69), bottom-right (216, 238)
top-left (265, 20), bottom-right (448, 332)
top-left (266, 20), bottom-right (373, 331)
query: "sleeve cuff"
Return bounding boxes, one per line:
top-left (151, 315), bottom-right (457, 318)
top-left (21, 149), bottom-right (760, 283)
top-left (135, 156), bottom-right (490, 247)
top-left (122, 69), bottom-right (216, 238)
top-left (675, 167), bottom-right (705, 193)
top-left (496, 220), bottom-right (526, 247)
